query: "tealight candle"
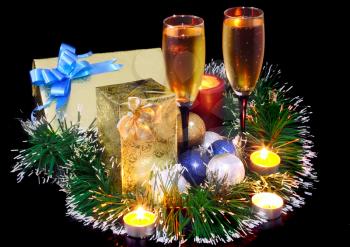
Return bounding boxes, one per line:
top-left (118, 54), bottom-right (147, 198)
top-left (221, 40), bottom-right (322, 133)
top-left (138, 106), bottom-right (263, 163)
top-left (123, 207), bottom-right (156, 238)
top-left (252, 192), bottom-right (283, 220)
top-left (250, 148), bottom-right (281, 175)
top-left (191, 74), bottom-right (225, 130)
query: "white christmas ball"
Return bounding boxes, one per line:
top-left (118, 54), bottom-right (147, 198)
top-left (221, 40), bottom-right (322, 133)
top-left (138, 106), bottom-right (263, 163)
top-left (202, 131), bottom-right (223, 149)
top-left (177, 174), bottom-right (188, 192)
top-left (150, 164), bottom-right (189, 202)
top-left (162, 164), bottom-right (188, 193)
top-left (207, 153), bottom-right (245, 186)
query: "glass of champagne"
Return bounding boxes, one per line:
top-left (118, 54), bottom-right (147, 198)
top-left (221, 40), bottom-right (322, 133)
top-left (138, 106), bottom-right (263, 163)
top-left (162, 15), bottom-right (206, 153)
top-left (223, 7), bottom-right (265, 133)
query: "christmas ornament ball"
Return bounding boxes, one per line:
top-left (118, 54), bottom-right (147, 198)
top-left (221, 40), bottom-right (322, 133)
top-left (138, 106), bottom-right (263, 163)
top-left (150, 164), bottom-right (189, 203)
top-left (211, 139), bottom-right (236, 155)
top-left (207, 153), bottom-right (245, 186)
top-left (177, 112), bottom-right (206, 147)
top-left (179, 149), bottom-right (209, 186)
top-left (177, 174), bottom-right (188, 192)
top-left (157, 164), bottom-right (189, 193)
top-left (202, 131), bottom-right (223, 149)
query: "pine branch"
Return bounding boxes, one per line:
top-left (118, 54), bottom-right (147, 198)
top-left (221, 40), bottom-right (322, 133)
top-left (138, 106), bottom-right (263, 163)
top-left (12, 118), bottom-right (80, 182)
top-left (66, 153), bottom-right (135, 227)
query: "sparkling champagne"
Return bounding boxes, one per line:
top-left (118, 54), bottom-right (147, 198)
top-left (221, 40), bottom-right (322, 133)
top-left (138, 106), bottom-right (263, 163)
top-left (163, 25), bottom-right (205, 103)
top-left (223, 18), bottom-right (265, 96)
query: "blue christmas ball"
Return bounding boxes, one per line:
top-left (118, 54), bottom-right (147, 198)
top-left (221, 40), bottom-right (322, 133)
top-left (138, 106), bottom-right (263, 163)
top-left (211, 139), bottom-right (236, 156)
top-left (179, 150), bottom-right (209, 186)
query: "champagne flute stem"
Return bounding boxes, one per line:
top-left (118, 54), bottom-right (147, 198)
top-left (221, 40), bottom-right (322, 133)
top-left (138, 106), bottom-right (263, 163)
top-left (239, 96), bottom-right (248, 133)
top-left (179, 103), bottom-right (190, 153)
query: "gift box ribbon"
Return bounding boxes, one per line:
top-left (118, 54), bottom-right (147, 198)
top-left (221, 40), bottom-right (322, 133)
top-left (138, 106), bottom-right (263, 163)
top-left (30, 43), bottom-right (123, 120)
top-left (117, 97), bottom-right (160, 141)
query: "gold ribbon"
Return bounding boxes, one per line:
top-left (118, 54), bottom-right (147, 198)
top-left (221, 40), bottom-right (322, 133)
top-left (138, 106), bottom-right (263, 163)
top-left (117, 97), bottom-right (159, 141)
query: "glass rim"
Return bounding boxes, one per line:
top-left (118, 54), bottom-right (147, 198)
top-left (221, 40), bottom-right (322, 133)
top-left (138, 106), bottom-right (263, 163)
top-left (163, 14), bottom-right (204, 27)
top-left (224, 7), bottom-right (264, 19)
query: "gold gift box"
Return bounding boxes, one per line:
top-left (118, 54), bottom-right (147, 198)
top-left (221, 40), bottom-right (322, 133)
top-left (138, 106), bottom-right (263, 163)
top-left (96, 79), bottom-right (177, 193)
top-left (32, 48), bottom-right (167, 129)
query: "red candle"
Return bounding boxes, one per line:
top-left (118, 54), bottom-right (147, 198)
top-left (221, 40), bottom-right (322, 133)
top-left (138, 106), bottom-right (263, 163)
top-left (191, 74), bottom-right (225, 131)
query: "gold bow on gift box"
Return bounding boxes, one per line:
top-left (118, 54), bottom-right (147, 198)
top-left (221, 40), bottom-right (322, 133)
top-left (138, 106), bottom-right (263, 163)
top-left (117, 97), bottom-right (160, 141)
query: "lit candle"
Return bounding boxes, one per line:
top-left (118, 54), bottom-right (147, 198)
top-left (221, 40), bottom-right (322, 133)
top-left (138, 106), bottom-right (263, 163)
top-left (191, 74), bottom-right (225, 131)
top-left (250, 148), bottom-right (281, 175)
top-left (252, 192), bottom-right (283, 220)
top-left (123, 207), bottom-right (156, 238)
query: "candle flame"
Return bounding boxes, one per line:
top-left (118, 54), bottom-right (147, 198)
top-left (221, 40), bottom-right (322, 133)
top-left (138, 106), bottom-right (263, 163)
top-left (260, 148), bottom-right (268, 160)
top-left (136, 207), bottom-right (146, 220)
top-left (199, 75), bottom-right (220, 89)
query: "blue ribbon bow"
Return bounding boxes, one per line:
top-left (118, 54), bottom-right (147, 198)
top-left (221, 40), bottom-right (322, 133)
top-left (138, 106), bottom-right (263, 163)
top-left (30, 43), bottom-right (122, 120)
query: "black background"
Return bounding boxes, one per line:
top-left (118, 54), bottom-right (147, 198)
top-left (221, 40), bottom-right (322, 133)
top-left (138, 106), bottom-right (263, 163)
top-left (3, 0), bottom-right (345, 246)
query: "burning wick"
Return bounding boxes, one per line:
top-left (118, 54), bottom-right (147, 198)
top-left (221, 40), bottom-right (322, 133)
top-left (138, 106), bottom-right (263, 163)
top-left (136, 207), bottom-right (145, 220)
top-left (260, 147), bottom-right (268, 159)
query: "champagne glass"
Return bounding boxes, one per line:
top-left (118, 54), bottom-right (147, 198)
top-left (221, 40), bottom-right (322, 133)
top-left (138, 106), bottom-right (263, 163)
top-left (222, 7), bottom-right (265, 133)
top-left (162, 15), bottom-right (206, 153)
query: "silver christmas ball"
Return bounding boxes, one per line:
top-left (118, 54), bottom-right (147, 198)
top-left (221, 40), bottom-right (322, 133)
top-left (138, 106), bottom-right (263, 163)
top-left (150, 164), bottom-right (189, 203)
top-left (177, 174), bottom-right (188, 192)
top-left (207, 153), bottom-right (245, 186)
top-left (202, 131), bottom-right (223, 150)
